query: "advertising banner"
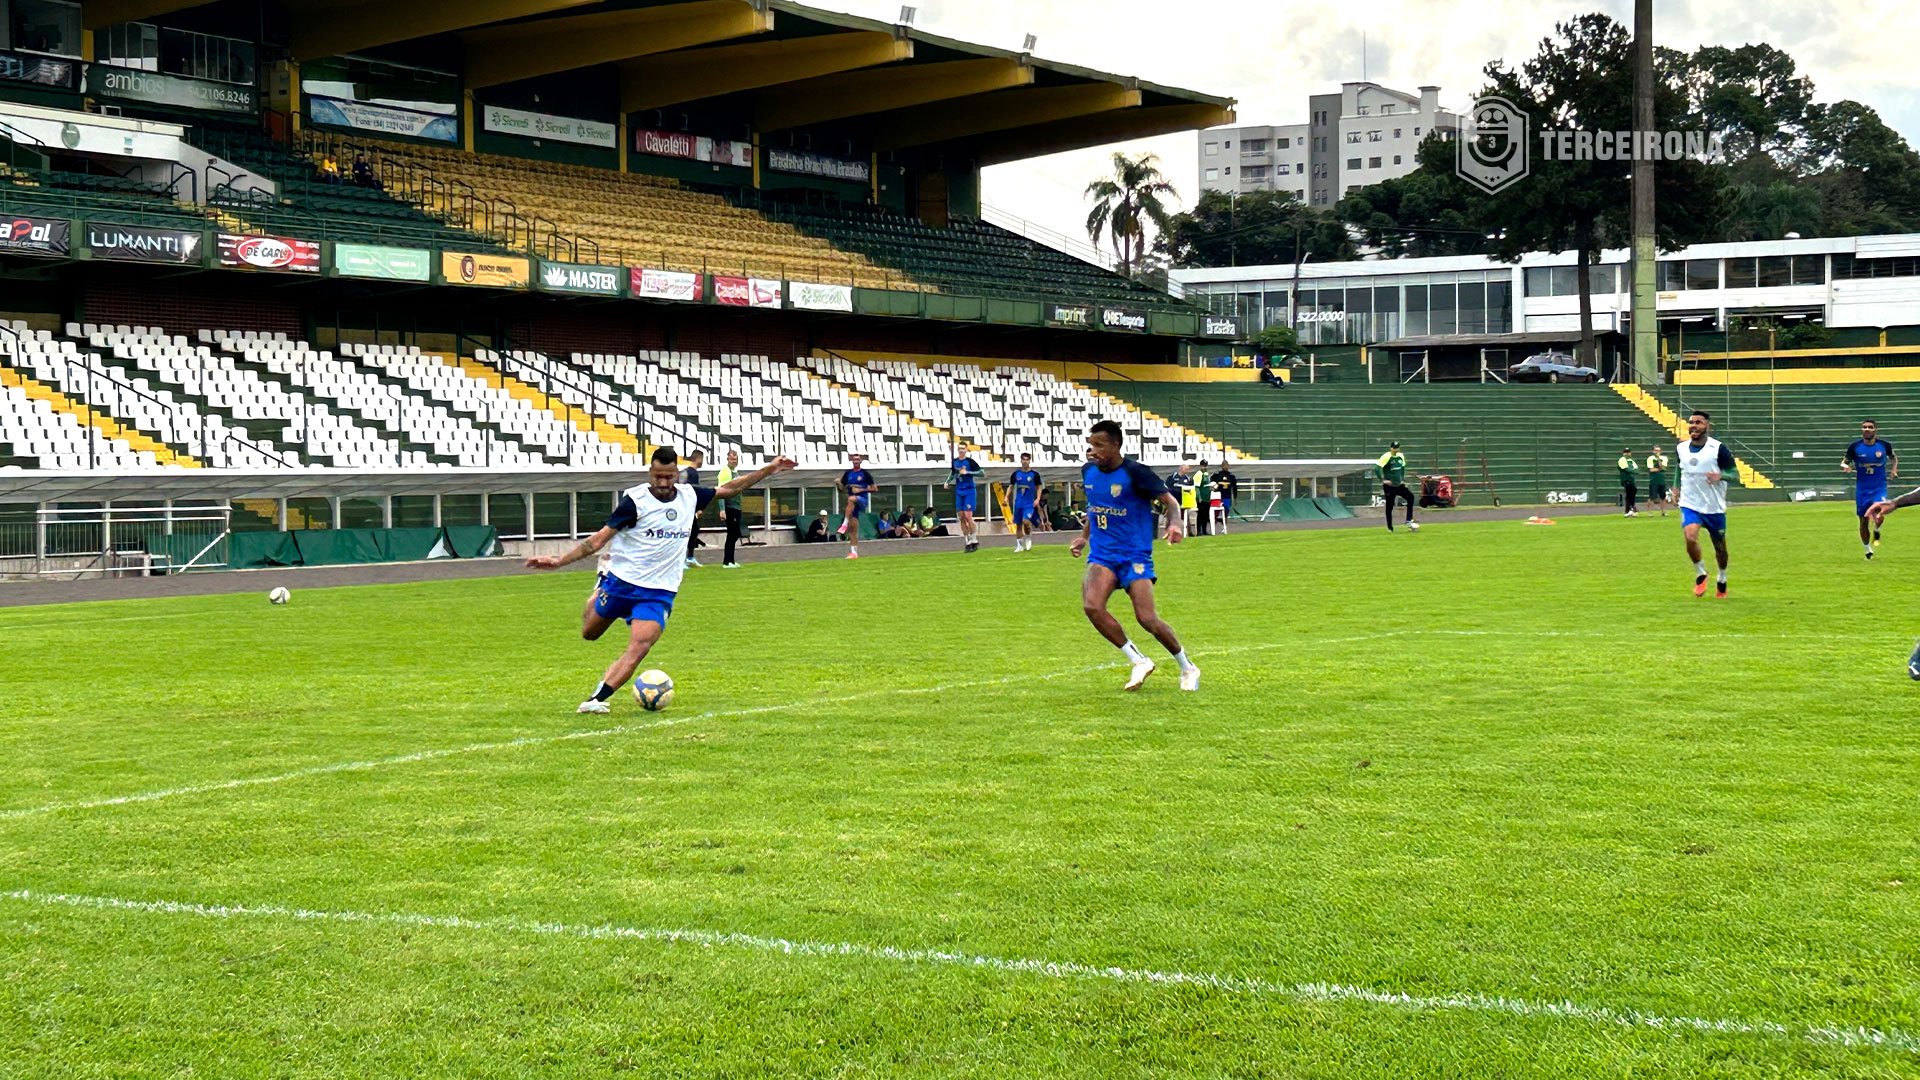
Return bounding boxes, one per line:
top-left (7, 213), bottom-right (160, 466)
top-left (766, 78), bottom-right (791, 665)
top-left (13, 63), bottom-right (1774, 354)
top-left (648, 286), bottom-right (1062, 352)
top-left (765, 147), bottom-right (871, 183)
top-left (0, 215), bottom-right (70, 257)
top-left (789, 281), bottom-right (853, 312)
top-left (0, 51), bottom-right (78, 90)
top-left (1099, 306), bottom-right (1149, 333)
top-left (1200, 314), bottom-right (1243, 338)
top-left (88, 64), bottom-right (256, 114)
top-left (712, 276), bottom-right (784, 308)
top-left (442, 251), bottom-right (531, 289)
top-left (632, 127), bottom-right (753, 168)
top-left (218, 233), bottom-right (320, 273)
top-left (483, 106), bottom-right (615, 149)
top-left (333, 243), bottom-right (430, 281)
top-left (85, 224), bottom-right (201, 264)
top-left (308, 95), bottom-right (458, 143)
top-left (631, 267), bottom-right (702, 302)
top-left (1046, 303), bottom-right (1094, 329)
top-left (536, 260), bottom-right (623, 296)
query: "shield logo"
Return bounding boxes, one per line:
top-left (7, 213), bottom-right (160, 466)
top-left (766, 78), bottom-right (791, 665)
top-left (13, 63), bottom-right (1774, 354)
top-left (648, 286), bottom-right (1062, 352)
top-left (1458, 95), bottom-right (1529, 194)
top-left (1132, 563), bottom-right (1145, 574)
top-left (665, 508), bottom-right (678, 520)
top-left (1110, 483), bottom-right (1122, 497)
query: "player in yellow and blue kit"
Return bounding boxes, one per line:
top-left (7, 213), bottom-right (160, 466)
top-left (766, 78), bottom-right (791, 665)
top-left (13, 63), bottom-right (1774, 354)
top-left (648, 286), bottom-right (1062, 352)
top-left (1843, 419), bottom-right (1897, 560)
top-left (1070, 419), bottom-right (1199, 691)
top-left (1009, 453), bottom-right (1044, 553)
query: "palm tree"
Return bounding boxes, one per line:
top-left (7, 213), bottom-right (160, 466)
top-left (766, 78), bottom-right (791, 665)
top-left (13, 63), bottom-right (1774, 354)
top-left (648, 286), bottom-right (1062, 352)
top-left (1085, 152), bottom-right (1178, 278)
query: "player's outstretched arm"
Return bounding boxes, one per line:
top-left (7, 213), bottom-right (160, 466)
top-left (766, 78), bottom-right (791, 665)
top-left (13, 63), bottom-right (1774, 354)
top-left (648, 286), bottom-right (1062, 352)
top-left (526, 526), bottom-right (615, 570)
top-left (1160, 493), bottom-right (1185, 544)
top-left (715, 457), bottom-right (798, 500)
top-left (1869, 486), bottom-right (1920, 522)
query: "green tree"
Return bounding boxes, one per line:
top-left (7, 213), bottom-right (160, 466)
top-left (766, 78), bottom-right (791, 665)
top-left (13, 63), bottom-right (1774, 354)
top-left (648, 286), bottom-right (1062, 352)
top-left (1255, 324), bottom-right (1300, 357)
top-left (1159, 188), bottom-right (1355, 267)
top-left (1084, 152), bottom-right (1178, 279)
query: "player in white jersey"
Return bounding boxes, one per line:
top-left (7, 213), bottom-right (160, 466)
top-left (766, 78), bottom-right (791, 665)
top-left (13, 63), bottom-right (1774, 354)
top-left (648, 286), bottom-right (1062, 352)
top-left (1676, 409), bottom-right (1737, 598)
top-left (527, 447), bottom-right (795, 713)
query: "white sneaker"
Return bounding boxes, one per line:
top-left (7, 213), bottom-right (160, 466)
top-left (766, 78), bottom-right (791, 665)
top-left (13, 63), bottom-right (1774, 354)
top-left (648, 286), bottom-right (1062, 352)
top-left (723, 562), bottom-right (741, 569)
top-left (1124, 660), bottom-right (1156, 691)
top-left (1407, 521), bottom-right (1420, 532)
top-left (1179, 666), bottom-right (1201, 692)
top-left (577, 699), bottom-right (610, 714)
top-left (685, 557), bottom-right (703, 568)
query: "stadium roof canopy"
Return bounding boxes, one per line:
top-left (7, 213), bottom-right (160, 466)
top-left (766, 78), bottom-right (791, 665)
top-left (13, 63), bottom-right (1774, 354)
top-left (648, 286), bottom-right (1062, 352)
top-left (81, 0), bottom-right (1232, 163)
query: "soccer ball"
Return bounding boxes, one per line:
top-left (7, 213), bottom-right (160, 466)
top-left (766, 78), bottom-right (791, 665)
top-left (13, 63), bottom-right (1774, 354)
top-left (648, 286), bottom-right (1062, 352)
top-left (268, 587), bottom-right (290, 605)
top-left (633, 669), bottom-right (675, 711)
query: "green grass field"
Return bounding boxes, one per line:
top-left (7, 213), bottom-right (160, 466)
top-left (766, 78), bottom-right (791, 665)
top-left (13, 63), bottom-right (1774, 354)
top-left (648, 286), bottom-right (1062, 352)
top-left (4, 503), bottom-right (1920, 1078)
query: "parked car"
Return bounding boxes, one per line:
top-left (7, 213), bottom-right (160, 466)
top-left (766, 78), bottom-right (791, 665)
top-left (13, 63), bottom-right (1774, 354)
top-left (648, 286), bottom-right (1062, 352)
top-left (1508, 351), bottom-right (1601, 383)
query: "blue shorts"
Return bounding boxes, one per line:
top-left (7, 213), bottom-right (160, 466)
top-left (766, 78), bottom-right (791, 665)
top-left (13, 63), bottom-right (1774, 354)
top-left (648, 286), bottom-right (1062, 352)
top-left (1858, 490), bottom-right (1888, 517)
top-left (955, 490), bottom-right (978, 514)
top-left (1681, 508), bottom-right (1727, 537)
top-left (1091, 556), bottom-right (1156, 589)
top-left (1014, 501), bottom-right (1039, 525)
top-left (592, 574), bottom-right (676, 625)
top-left (847, 495), bottom-right (869, 514)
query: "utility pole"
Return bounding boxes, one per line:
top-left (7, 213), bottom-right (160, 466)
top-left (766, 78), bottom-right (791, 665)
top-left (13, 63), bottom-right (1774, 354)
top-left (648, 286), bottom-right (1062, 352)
top-left (1629, 0), bottom-right (1657, 386)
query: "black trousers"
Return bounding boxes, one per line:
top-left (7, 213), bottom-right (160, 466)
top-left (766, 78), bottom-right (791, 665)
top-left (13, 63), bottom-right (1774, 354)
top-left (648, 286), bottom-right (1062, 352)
top-left (1382, 483), bottom-right (1415, 527)
top-left (1622, 482), bottom-right (1638, 513)
top-left (723, 507), bottom-right (742, 564)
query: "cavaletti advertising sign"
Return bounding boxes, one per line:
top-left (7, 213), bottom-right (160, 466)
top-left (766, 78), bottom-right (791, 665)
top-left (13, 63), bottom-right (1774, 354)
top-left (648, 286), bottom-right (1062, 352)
top-left (218, 233), bottom-right (320, 273)
top-left (442, 251), bottom-right (530, 288)
top-left (713, 276), bottom-right (783, 309)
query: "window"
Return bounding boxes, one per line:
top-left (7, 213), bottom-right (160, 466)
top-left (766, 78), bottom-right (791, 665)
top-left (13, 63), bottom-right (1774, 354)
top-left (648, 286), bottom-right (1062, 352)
top-left (1357, 106), bottom-right (1370, 115)
top-left (1368, 130), bottom-right (1383, 142)
top-left (1725, 258), bottom-right (1759, 288)
top-left (1297, 160), bottom-right (1305, 172)
top-left (1687, 259), bottom-right (1719, 291)
top-left (1589, 264), bottom-right (1618, 294)
top-left (1205, 142), bottom-right (1219, 156)
top-left (1393, 155), bottom-right (1402, 165)
top-left (1276, 164), bottom-right (1289, 175)
top-left (1347, 132), bottom-right (1362, 143)
top-left (1368, 156), bottom-right (1381, 168)
top-left (1204, 168), bottom-right (1219, 181)
top-left (1791, 254), bottom-right (1826, 285)
top-left (1277, 137), bottom-right (1290, 148)
top-left (1224, 140), bottom-right (1233, 149)
top-left (1414, 126), bottom-right (1422, 136)
top-left (1346, 157), bottom-right (1361, 170)
top-left (1314, 136), bottom-right (1326, 151)
top-left (1382, 104), bottom-right (1395, 115)
top-left (1835, 254), bottom-right (1920, 279)
top-left (1524, 267), bottom-right (1552, 297)
top-left (1404, 283), bottom-right (1429, 335)
top-left (12, 0), bottom-right (81, 57)
top-left (1487, 280), bottom-right (1513, 331)
top-left (1430, 283), bottom-right (1457, 334)
top-left (1393, 128), bottom-right (1402, 138)
top-left (1458, 280), bottom-right (1488, 334)
top-left (1550, 266), bottom-right (1578, 296)
top-left (101, 21), bottom-right (159, 71)
top-left (1244, 139), bottom-right (1268, 152)
top-left (1657, 260), bottom-right (1686, 291)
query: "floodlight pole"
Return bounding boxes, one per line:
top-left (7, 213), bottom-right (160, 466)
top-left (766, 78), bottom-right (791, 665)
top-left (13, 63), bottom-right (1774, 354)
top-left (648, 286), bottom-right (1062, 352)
top-left (1629, 0), bottom-right (1658, 385)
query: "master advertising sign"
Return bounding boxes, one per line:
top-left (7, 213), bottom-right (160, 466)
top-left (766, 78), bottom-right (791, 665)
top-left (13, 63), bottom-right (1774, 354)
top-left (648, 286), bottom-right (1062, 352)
top-left (442, 251), bottom-right (530, 288)
top-left (537, 260), bottom-right (623, 296)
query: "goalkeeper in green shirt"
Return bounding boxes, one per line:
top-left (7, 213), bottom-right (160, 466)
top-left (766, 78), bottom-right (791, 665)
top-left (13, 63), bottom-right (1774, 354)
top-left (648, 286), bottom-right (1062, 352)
top-left (1376, 441), bottom-right (1418, 532)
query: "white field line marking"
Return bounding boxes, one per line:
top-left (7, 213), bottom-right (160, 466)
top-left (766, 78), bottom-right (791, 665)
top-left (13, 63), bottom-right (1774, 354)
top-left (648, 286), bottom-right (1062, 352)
top-left (8, 635), bottom-right (1413, 822)
top-left (2, 887), bottom-right (1914, 1055)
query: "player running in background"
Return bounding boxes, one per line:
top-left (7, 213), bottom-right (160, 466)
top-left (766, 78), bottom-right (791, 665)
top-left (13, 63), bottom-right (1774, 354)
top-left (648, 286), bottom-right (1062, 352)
top-left (1071, 419), bottom-right (1199, 692)
top-left (836, 454), bottom-right (876, 559)
top-left (1863, 480), bottom-right (1920, 677)
top-left (1677, 410), bottom-right (1735, 597)
top-left (526, 448), bottom-right (796, 713)
top-left (1843, 419), bottom-right (1896, 560)
top-left (947, 449), bottom-right (985, 553)
top-left (1009, 453), bottom-right (1044, 552)
top-left (1646, 444), bottom-right (1672, 516)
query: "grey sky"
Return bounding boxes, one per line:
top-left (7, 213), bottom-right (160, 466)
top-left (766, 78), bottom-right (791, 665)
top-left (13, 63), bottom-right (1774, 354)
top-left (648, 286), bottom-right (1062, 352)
top-left (810, 0), bottom-right (1920, 248)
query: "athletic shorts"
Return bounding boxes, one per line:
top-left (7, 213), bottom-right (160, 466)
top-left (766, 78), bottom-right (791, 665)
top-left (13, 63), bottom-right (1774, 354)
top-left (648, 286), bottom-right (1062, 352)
top-left (955, 490), bottom-right (977, 514)
top-left (1091, 556), bottom-right (1156, 589)
top-left (1858, 489), bottom-right (1888, 517)
top-left (592, 574), bottom-right (677, 625)
top-left (1681, 508), bottom-right (1727, 538)
top-left (1648, 480), bottom-right (1668, 499)
top-left (846, 495), bottom-right (869, 514)
top-left (1014, 501), bottom-right (1039, 525)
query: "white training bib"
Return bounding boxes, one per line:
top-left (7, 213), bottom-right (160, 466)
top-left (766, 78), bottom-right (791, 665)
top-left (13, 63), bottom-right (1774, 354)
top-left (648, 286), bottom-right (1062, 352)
top-left (1677, 437), bottom-right (1728, 515)
top-left (605, 483), bottom-right (701, 592)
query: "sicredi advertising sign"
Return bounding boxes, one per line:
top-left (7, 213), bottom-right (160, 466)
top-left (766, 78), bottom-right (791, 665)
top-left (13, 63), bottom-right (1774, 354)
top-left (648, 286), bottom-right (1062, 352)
top-left (218, 233), bottom-right (320, 273)
top-left (483, 106), bottom-right (615, 149)
top-left (442, 251), bottom-right (531, 288)
top-left (789, 281), bottom-right (853, 312)
top-left (537, 260), bottom-right (623, 296)
top-left (85, 225), bottom-right (202, 264)
top-left (333, 243), bottom-right (430, 281)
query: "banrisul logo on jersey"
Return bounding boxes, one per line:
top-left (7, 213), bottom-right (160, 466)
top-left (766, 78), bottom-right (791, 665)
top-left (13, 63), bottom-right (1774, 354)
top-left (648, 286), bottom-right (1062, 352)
top-left (536, 260), bottom-right (623, 296)
top-left (218, 233), bottom-right (320, 273)
top-left (1100, 306), bottom-right (1149, 333)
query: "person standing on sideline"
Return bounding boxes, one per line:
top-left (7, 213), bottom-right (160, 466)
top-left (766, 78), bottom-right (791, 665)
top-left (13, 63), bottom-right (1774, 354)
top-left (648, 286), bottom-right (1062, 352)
top-left (1211, 459), bottom-right (1238, 534)
top-left (947, 448), bottom-right (986, 553)
top-left (1008, 453), bottom-right (1044, 552)
top-left (1843, 419), bottom-right (1896, 560)
top-left (1193, 468), bottom-right (1213, 536)
top-left (715, 449), bottom-right (746, 568)
top-left (1376, 442), bottom-right (1418, 532)
top-left (1646, 445), bottom-right (1672, 516)
top-left (836, 453), bottom-right (876, 559)
top-left (1165, 462), bottom-right (1197, 535)
top-left (1072, 419), bottom-right (1199, 691)
top-left (677, 449), bottom-right (707, 568)
top-left (1678, 410), bottom-right (1736, 597)
top-left (1618, 446), bottom-right (1640, 517)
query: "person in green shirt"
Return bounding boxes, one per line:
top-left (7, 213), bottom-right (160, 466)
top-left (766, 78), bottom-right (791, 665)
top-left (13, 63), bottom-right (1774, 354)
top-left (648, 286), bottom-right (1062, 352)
top-left (716, 450), bottom-right (745, 567)
top-left (1646, 445), bottom-right (1671, 516)
top-left (1617, 446), bottom-right (1639, 517)
top-left (1194, 469), bottom-right (1213, 536)
top-left (1376, 441), bottom-right (1418, 532)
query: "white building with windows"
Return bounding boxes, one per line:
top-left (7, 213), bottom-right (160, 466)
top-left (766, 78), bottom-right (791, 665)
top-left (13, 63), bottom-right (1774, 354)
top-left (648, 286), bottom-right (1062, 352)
top-left (1199, 82), bottom-right (1460, 207)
